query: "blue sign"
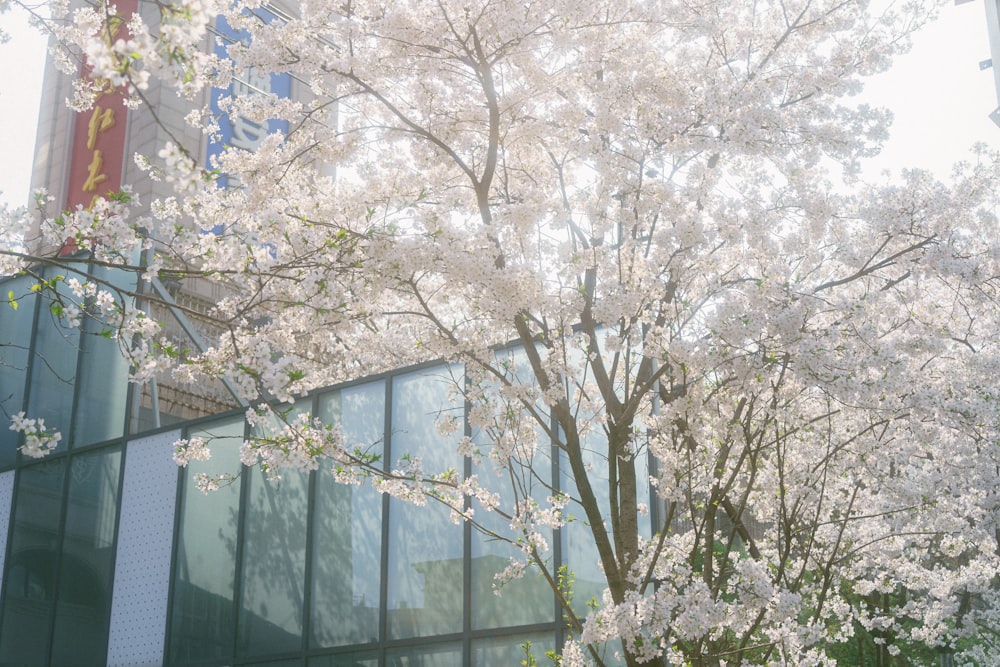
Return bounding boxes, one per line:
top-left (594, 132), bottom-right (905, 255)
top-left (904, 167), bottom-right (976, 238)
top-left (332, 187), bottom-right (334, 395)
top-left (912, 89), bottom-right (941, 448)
top-left (206, 8), bottom-right (292, 229)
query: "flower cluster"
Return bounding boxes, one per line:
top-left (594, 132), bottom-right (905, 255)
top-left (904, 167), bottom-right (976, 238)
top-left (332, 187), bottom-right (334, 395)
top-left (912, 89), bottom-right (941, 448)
top-left (9, 412), bottom-right (62, 458)
top-left (172, 437), bottom-right (211, 467)
top-left (239, 409), bottom-right (347, 480)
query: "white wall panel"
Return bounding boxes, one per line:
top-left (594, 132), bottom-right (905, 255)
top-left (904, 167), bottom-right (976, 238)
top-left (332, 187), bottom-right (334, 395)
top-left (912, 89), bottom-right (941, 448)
top-left (107, 430), bottom-right (181, 667)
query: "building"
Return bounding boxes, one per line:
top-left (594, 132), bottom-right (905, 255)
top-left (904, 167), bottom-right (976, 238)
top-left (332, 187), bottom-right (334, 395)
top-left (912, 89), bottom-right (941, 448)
top-left (0, 4), bottom-right (631, 666)
top-left (963, 0), bottom-right (1000, 124)
top-left (0, 262), bottom-right (634, 666)
top-left (0, 276), bottom-right (604, 665)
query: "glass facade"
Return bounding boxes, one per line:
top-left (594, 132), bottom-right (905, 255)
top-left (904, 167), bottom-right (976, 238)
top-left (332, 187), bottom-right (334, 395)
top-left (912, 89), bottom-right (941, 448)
top-left (0, 459), bottom-right (67, 666)
top-left (0, 266), bottom-right (136, 667)
top-left (0, 448), bottom-right (123, 667)
top-left (160, 362), bottom-right (581, 666)
top-left (0, 263), bottom-right (137, 458)
top-left (0, 270), bottom-right (654, 667)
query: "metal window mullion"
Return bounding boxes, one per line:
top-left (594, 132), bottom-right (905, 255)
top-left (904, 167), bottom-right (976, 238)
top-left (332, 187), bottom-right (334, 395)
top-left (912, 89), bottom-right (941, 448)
top-left (551, 411), bottom-right (564, 654)
top-left (231, 420), bottom-right (252, 662)
top-left (301, 392), bottom-right (319, 657)
top-left (648, 361), bottom-right (661, 541)
top-left (162, 426), bottom-right (191, 666)
top-left (462, 367), bottom-right (472, 667)
top-left (377, 378), bottom-right (393, 667)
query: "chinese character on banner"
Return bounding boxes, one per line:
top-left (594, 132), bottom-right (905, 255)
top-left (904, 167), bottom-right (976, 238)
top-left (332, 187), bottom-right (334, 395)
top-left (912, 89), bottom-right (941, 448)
top-left (61, 0), bottom-right (137, 256)
top-left (87, 106), bottom-right (115, 150)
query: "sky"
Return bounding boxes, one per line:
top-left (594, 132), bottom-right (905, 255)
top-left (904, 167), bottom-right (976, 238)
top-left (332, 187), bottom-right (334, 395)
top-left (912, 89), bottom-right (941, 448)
top-left (0, 2), bottom-right (998, 208)
top-left (0, 6), bottom-right (46, 209)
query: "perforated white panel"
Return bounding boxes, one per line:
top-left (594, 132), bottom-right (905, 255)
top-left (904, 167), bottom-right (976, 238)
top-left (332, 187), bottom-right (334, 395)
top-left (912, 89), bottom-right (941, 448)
top-left (0, 469), bottom-right (13, 584)
top-left (107, 429), bottom-right (181, 667)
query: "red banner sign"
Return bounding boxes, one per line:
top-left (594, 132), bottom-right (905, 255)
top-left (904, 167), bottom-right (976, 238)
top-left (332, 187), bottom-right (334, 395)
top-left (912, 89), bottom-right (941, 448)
top-left (61, 0), bottom-right (138, 254)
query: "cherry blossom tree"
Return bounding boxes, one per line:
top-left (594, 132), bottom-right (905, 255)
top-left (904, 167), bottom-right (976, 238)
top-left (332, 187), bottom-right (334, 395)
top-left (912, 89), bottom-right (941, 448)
top-left (4, 0), bottom-right (1000, 664)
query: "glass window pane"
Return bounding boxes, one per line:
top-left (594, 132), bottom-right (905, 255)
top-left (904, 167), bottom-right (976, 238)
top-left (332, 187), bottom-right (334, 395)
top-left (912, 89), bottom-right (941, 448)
top-left (0, 274), bottom-right (36, 466)
top-left (472, 633), bottom-right (555, 667)
top-left (471, 349), bottom-right (554, 629)
top-left (72, 264), bottom-right (135, 446)
top-left (236, 401), bottom-right (311, 657)
top-left (311, 381), bottom-right (384, 647)
top-left (560, 426), bottom-right (615, 619)
top-left (25, 267), bottom-right (84, 455)
top-left (0, 459), bottom-right (66, 666)
top-left (556, 334), bottom-right (652, 621)
top-left (471, 508), bottom-right (554, 628)
top-left (386, 367), bottom-right (464, 640)
top-left (50, 446), bottom-right (123, 667)
top-left (385, 642), bottom-right (462, 667)
top-left (167, 416), bottom-right (243, 664)
top-left (559, 442), bottom-right (648, 626)
top-left (561, 513), bottom-right (610, 616)
top-left (237, 466), bottom-right (308, 657)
